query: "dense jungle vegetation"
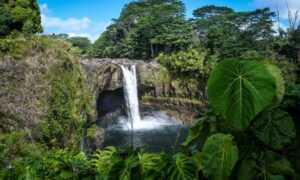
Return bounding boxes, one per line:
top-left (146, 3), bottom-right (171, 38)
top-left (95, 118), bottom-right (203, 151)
top-left (0, 0), bottom-right (300, 179)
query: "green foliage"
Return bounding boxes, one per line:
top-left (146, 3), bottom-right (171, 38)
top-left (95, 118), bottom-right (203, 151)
top-left (207, 60), bottom-right (279, 131)
top-left (181, 118), bottom-right (207, 150)
top-left (138, 153), bottom-right (162, 179)
top-left (67, 37), bottom-right (92, 54)
top-left (0, 2), bottom-right (11, 36)
top-left (39, 44), bottom-right (92, 148)
top-left (183, 60), bottom-right (298, 179)
top-left (237, 151), bottom-right (295, 180)
top-left (181, 109), bottom-right (217, 150)
top-left (0, 0), bottom-right (42, 36)
top-left (252, 109), bottom-right (295, 150)
top-left (92, 147), bottom-right (163, 179)
top-left (163, 153), bottom-right (198, 180)
top-left (92, 146), bottom-right (119, 176)
top-left (280, 82), bottom-right (300, 108)
top-left (0, 35), bottom-right (93, 177)
top-left (157, 48), bottom-right (215, 79)
top-left (201, 134), bottom-right (238, 180)
top-left (90, 0), bottom-right (192, 59)
top-left (2, 55), bottom-right (300, 179)
top-left (1, 36), bottom-right (93, 149)
top-left (42, 149), bottom-right (92, 179)
top-left (1, 1), bottom-right (300, 179)
top-left (0, 131), bottom-right (46, 179)
top-left (264, 61), bottom-right (285, 106)
top-left (192, 6), bottom-right (275, 59)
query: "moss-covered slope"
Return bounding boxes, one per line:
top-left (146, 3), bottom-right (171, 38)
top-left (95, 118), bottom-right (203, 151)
top-left (0, 36), bottom-right (92, 153)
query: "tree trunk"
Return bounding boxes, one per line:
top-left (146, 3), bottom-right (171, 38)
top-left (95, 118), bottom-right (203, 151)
top-left (150, 43), bottom-right (154, 58)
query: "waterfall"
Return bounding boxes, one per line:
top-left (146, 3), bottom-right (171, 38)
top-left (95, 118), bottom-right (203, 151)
top-left (121, 65), bottom-right (141, 128)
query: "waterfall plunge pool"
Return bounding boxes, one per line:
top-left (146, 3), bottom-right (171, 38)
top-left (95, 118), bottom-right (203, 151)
top-left (99, 111), bottom-right (191, 154)
top-left (98, 65), bottom-right (194, 154)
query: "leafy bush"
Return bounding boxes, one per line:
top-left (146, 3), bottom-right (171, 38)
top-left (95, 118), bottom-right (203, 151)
top-left (157, 48), bottom-right (216, 80)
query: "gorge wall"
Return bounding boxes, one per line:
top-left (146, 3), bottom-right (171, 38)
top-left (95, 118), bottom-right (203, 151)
top-left (80, 58), bottom-right (205, 124)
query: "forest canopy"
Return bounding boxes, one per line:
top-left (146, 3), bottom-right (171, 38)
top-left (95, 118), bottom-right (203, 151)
top-left (89, 1), bottom-right (296, 62)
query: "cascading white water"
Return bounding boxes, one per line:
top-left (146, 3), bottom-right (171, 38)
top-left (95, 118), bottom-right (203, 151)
top-left (121, 65), bottom-right (141, 128)
top-left (119, 64), bottom-right (181, 131)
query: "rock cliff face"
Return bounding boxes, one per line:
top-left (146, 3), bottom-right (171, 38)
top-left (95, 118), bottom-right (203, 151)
top-left (81, 58), bottom-right (159, 96)
top-left (80, 58), bottom-right (204, 124)
top-left (80, 58), bottom-right (160, 121)
top-left (0, 37), bottom-right (92, 148)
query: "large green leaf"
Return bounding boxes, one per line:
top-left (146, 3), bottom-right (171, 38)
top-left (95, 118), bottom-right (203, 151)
top-left (264, 62), bottom-right (285, 107)
top-left (92, 146), bottom-right (119, 175)
top-left (164, 153), bottom-right (198, 180)
top-left (207, 60), bottom-right (277, 131)
top-left (252, 109), bottom-right (295, 150)
top-left (237, 151), bottom-right (295, 180)
top-left (119, 153), bottom-right (140, 180)
top-left (191, 152), bottom-right (202, 172)
top-left (138, 153), bottom-right (162, 179)
top-left (201, 133), bottom-right (238, 180)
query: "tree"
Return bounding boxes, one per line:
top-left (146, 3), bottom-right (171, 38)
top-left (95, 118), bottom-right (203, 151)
top-left (191, 5), bottom-right (234, 40)
top-left (90, 0), bottom-right (192, 59)
top-left (67, 37), bottom-right (92, 54)
top-left (192, 6), bottom-right (275, 59)
top-left (1, 0), bottom-right (43, 36)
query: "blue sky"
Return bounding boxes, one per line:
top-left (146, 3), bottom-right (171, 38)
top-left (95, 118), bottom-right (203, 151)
top-left (38, 0), bottom-right (300, 42)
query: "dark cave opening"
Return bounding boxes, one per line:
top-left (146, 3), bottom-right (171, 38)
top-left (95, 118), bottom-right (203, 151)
top-left (96, 88), bottom-right (125, 119)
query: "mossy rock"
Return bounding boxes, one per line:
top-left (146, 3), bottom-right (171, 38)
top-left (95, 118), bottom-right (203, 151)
top-left (0, 35), bottom-right (93, 149)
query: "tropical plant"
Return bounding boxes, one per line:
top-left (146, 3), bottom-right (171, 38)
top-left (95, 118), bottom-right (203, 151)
top-left (207, 60), bottom-right (279, 131)
top-left (183, 59), bottom-right (299, 179)
top-left (201, 134), bottom-right (238, 180)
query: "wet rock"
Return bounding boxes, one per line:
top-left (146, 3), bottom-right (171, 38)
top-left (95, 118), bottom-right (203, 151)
top-left (83, 125), bottom-right (105, 152)
top-left (80, 58), bottom-right (159, 121)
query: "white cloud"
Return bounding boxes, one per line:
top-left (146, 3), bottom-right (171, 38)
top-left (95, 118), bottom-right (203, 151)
top-left (251, 0), bottom-right (300, 30)
top-left (67, 33), bottom-right (98, 42)
top-left (39, 3), bottom-right (91, 31)
top-left (41, 14), bottom-right (91, 31)
top-left (40, 3), bottom-right (48, 12)
top-left (38, 3), bottom-right (109, 42)
top-left (68, 33), bottom-right (91, 38)
top-left (39, 3), bottom-right (51, 14)
top-left (252, 0), bottom-right (300, 20)
top-left (66, 22), bottom-right (110, 42)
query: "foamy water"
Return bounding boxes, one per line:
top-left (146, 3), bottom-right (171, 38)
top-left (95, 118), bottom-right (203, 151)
top-left (119, 111), bottom-right (182, 131)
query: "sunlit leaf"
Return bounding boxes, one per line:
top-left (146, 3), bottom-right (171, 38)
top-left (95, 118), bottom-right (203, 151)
top-left (264, 62), bottom-right (285, 107)
top-left (207, 60), bottom-right (277, 131)
top-left (201, 133), bottom-right (238, 180)
top-left (252, 109), bottom-right (295, 150)
top-left (139, 153), bottom-right (162, 179)
top-left (164, 153), bottom-right (198, 180)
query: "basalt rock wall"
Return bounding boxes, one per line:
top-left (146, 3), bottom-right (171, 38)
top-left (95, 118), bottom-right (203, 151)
top-left (80, 58), bottom-right (205, 124)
